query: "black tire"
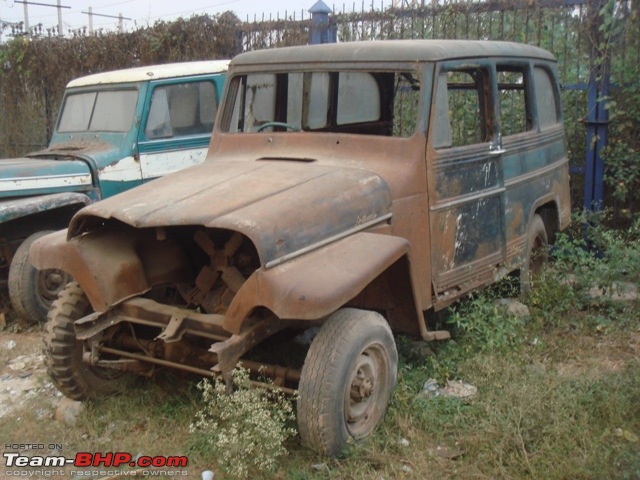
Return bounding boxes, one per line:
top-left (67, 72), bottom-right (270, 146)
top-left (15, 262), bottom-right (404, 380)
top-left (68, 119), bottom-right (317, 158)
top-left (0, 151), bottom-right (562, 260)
top-left (44, 282), bottom-right (133, 400)
top-left (520, 213), bottom-right (548, 294)
top-left (297, 308), bottom-right (398, 456)
top-left (9, 230), bottom-right (72, 323)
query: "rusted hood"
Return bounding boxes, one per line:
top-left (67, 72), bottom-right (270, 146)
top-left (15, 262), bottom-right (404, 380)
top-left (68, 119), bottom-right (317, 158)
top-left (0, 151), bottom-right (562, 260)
top-left (28, 138), bottom-right (113, 159)
top-left (69, 159), bottom-right (392, 265)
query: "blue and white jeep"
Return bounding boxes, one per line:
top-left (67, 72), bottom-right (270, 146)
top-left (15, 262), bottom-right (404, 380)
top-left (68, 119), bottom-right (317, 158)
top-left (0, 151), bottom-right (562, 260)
top-left (1, 60), bottom-right (228, 322)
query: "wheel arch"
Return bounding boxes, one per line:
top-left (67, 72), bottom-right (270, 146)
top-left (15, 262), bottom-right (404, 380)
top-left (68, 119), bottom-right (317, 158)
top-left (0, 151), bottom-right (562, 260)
top-left (1, 193), bottom-right (92, 243)
top-left (224, 232), bottom-right (426, 336)
top-left (532, 196), bottom-right (560, 243)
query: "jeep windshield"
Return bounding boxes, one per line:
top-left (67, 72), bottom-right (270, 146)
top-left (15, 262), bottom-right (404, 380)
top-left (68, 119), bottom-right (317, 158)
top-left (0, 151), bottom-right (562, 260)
top-left (221, 71), bottom-right (420, 138)
top-left (57, 88), bottom-right (138, 133)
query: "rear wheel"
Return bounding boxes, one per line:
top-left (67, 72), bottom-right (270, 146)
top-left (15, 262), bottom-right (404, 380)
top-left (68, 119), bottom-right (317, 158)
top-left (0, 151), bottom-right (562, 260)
top-left (520, 213), bottom-right (548, 294)
top-left (9, 230), bottom-right (72, 323)
top-left (44, 282), bottom-right (133, 400)
top-left (297, 308), bottom-right (398, 456)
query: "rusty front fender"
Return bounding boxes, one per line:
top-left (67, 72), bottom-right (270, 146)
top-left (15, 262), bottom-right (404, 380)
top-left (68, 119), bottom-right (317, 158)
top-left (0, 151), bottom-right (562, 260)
top-left (30, 228), bottom-right (191, 312)
top-left (224, 232), bottom-right (411, 334)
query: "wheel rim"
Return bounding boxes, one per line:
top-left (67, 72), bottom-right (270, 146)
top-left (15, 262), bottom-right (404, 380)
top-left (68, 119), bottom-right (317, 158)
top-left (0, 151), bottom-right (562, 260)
top-left (344, 344), bottom-right (388, 438)
top-left (38, 268), bottom-right (71, 304)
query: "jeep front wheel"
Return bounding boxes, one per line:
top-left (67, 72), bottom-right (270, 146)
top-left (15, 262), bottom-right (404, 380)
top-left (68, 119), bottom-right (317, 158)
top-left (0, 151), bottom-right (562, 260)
top-left (9, 230), bottom-right (71, 323)
top-left (44, 282), bottom-right (133, 400)
top-left (297, 308), bottom-right (398, 456)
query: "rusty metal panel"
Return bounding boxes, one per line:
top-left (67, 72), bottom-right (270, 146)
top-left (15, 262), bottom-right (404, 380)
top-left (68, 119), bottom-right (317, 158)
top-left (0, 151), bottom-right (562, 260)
top-left (224, 232), bottom-right (410, 334)
top-left (68, 159), bottom-right (393, 267)
top-left (30, 227), bottom-right (192, 312)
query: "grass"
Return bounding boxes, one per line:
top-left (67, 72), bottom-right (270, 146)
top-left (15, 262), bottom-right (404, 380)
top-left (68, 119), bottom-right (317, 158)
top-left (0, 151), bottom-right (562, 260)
top-left (1, 218), bottom-right (639, 479)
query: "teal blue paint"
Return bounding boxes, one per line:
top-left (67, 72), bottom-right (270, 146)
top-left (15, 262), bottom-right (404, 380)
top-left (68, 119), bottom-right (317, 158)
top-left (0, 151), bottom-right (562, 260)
top-left (98, 179), bottom-right (144, 199)
top-left (0, 158), bottom-right (92, 199)
top-left (138, 135), bottom-right (211, 154)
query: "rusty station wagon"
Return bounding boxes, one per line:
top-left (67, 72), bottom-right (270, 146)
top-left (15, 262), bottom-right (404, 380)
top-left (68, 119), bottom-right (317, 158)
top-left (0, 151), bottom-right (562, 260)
top-left (32, 40), bottom-right (570, 455)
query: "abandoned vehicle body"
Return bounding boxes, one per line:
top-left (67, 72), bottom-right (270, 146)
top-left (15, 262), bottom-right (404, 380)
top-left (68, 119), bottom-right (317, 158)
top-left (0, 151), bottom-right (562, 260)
top-left (2, 60), bottom-right (228, 323)
top-left (31, 40), bottom-right (570, 455)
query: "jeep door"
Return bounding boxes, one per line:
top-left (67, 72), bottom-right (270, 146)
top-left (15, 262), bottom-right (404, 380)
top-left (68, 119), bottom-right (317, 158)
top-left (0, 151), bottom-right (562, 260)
top-left (138, 75), bottom-right (224, 181)
top-left (426, 61), bottom-right (507, 303)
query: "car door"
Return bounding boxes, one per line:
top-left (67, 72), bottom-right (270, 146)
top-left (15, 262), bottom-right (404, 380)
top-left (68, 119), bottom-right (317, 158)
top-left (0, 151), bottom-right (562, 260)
top-left (138, 75), bottom-right (223, 182)
top-left (427, 60), bottom-right (507, 302)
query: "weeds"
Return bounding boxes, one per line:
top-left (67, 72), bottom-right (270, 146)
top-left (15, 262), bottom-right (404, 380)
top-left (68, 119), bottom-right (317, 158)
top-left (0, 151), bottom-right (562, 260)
top-left (528, 212), bottom-right (640, 330)
top-left (188, 366), bottom-right (297, 479)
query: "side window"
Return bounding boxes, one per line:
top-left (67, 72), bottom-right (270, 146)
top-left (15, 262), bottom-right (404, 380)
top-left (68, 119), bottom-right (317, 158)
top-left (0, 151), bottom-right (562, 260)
top-left (497, 68), bottom-right (531, 136)
top-left (433, 69), bottom-right (489, 148)
top-left (533, 67), bottom-right (560, 128)
top-left (145, 80), bottom-right (218, 140)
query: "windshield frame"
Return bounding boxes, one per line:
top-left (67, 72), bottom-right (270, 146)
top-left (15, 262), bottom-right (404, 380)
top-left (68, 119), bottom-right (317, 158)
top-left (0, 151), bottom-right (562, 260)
top-left (218, 65), bottom-right (423, 139)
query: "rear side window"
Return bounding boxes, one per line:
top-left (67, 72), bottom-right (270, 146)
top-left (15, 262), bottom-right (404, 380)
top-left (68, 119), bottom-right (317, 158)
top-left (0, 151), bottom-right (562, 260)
top-left (145, 81), bottom-right (218, 139)
top-left (497, 68), bottom-right (531, 135)
top-left (533, 67), bottom-right (560, 128)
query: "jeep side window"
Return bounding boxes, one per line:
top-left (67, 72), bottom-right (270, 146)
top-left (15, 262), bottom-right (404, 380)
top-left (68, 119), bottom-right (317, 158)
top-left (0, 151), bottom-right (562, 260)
top-left (145, 80), bottom-right (218, 139)
top-left (533, 67), bottom-right (560, 128)
top-left (497, 68), bottom-right (531, 135)
top-left (433, 69), bottom-right (489, 148)
top-left (145, 88), bottom-right (172, 138)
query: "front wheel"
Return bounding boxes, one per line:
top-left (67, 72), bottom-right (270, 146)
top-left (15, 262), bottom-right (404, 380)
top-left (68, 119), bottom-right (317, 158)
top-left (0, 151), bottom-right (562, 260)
top-left (9, 230), bottom-right (72, 323)
top-left (297, 308), bottom-right (398, 456)
top-left (44, 282), bottom-right (133, 400)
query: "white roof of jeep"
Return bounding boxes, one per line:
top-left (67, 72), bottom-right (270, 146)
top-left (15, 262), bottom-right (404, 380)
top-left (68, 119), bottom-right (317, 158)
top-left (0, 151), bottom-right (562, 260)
top-left (67, 60), bottom-right (229, 88)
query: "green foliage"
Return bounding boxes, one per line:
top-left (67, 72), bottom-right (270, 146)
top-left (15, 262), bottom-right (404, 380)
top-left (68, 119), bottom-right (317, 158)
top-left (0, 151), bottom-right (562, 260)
top-left (528, 212), bottom-right (640, 327)
top-left (597, 1), bottom-right (640, 216)
top-left (188, 367), bottom-right (297, 479)
top-left (446, 281), bottom-right (525, 354)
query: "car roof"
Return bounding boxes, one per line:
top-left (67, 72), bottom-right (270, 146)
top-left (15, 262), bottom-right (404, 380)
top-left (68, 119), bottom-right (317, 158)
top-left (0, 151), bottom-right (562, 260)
top-left (67, 60), bottom-right (230, 88)
top-left (230, 40), bottom-right (556, 67)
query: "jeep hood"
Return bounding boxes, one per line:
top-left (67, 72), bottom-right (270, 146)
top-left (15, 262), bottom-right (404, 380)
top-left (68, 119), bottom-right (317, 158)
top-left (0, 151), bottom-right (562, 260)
top-left (0, 156), bottom-right (92, 199)
top-left (69, 160), bottom-right (392, 265)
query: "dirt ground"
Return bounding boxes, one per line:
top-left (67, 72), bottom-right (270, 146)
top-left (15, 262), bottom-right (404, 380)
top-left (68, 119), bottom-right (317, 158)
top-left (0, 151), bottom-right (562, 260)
top-left (0, 324), bottom-right (62, 422)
